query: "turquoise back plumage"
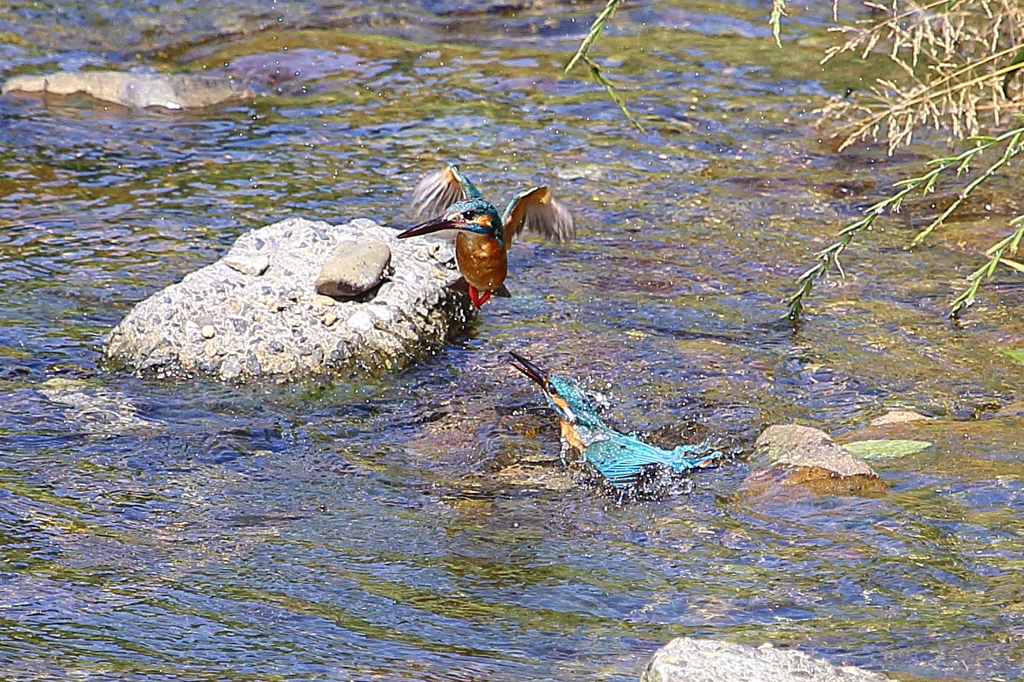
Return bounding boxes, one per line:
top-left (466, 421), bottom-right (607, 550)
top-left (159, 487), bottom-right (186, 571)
top-left (581, 434), bottom-right (721, 488)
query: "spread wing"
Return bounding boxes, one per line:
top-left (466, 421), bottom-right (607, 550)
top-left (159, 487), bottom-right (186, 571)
top-left (411, 166), bottom-right (465, 217)
top-left (411, 164), bottom-right (484, 216)
top-left (502, 186), bottom-right (575, 245)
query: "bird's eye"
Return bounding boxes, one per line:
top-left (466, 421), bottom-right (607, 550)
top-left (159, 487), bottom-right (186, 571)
top-left (463, 210), bottom-right (478, 219)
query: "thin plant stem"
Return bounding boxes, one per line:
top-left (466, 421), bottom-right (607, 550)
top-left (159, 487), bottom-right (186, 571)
top-left (949, 216), bottom-right (1024, 316)
top-left (910, 128), bottom-right (1024, 247)
top-left (564, 0), bottom-right (645, 133)
top-left (786, 121), bottom-right (1024, 319)
top-left (786, 183), bottom-right (917, 319)
top-left (583, 56), bottom-right (646, 134)
top-left (564, 0), bottom-right (623, 74)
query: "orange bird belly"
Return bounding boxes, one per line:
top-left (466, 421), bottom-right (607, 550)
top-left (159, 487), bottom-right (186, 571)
top-left (560, 420), bottom-right (586, 453)
top-left (456, 232), bottom-right (507, 291)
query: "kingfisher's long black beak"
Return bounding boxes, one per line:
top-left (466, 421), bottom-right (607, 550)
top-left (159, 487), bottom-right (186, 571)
top-left (397, 215), bottom-right (464, 239)
top-left (508, 351), bottom-right (549, 390)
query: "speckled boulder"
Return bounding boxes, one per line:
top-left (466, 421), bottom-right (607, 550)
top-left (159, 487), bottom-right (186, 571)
top-left (642, 638), bottom-right (893, 682)
top-left (103, 217), bottom-right (474, 382)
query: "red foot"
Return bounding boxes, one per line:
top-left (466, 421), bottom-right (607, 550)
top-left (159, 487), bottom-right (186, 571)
top-left (468, 286), bottom-right (493, 308)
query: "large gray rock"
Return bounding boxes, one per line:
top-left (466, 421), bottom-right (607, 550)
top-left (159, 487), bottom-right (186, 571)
top-left (103, 217), bottom-right (474, 382)
top-left (2, 71), bottom-right (254, 110)
top-left (641, 638), bottom-right (894, 682)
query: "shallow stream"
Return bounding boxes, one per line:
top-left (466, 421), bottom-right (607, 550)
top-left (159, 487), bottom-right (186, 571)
top-left (1, 1), bottom-right (1023, 680)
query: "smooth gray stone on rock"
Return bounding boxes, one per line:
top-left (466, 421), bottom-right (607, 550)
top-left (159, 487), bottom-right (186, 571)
top-left (103, 217), bottom-right (472, 382)
top-left (316, 237), bottom-right (392, 298)
top-left (2, 71), bottom-right (254, 110)
top-left (641, 638), bottom-right (894, 682)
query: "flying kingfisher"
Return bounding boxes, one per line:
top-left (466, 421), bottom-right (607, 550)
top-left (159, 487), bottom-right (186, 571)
top-left (508, 351), bottom-right (721, 489)
top-left (396, 165), bottom-right (574, 308)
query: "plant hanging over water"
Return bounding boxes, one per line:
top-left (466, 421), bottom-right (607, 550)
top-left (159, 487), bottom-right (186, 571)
top-left (563, 0), bottom-right (645, 134)
top-left (781, 0), bottom-right (1024, 318)
top-left (817, 0), bottom-right (1024, 154)
top-left (786, 122), bottom-right (1024, 319)
top-left (574, 0), bottom-right (1024, 317)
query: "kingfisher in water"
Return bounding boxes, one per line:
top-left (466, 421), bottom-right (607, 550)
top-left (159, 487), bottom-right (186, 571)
top-left (508, 352), bottom-right (721, 489)
top-left (396, 165), bottom-right (574, 308)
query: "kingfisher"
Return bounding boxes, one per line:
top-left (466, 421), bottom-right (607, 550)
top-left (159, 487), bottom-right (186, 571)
top-left (508, 351), bottom-right (721, 489)
top-left (396, 165), bottom-right (574, 308)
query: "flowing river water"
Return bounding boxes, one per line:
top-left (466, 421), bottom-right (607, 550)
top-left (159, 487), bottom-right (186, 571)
top-left (1, 1), bottom-right (1023, 680)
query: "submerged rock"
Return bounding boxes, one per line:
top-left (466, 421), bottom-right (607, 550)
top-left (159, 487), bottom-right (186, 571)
top-left (39, 377), bottom-right (155, 435)
top-left (642, 638), bottom-right (892, 682)
top-left (993, 401), bottom-right (1024, 418)
top-left (738, 424), bottom-right (887, 499)
top-left (103, 217), bottom-right (473, 382)
top-left (2, 71), bottom-right (254, 110)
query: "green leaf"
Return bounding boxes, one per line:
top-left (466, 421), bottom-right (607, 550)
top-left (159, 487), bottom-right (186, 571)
top-left (844, 439), bottom-right (932, 460)
top-left (1005, 348), bottom-right (1024, 365)
top-left (769, 0), bottom-right (787, 48)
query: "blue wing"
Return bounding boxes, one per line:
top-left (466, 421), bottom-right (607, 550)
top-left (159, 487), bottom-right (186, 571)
top-left (583, 434), bottom-right (720, 488)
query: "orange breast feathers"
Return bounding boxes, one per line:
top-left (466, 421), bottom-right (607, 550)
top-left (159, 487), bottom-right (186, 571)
top-left (455, 232), bottom-right (508, 292)
top-left (559, 420), bottom-right (586, 453)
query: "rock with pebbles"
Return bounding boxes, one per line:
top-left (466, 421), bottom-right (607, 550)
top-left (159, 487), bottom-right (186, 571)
top-left (2, 71), bottom-right (254, 110)
top-left (103, 217), bottom-right (474, 382)
top-left (642, 638), bottom-right (894, 682)
top-left (316, 237), bottom-right (392, 298)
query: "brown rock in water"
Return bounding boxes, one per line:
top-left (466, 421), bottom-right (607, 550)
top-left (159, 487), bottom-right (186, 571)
top-left (2, 71), bottom-right (254, 110)
top-left (753, 425), bottom-right (876, 475)
top-left (315, 238), bottom-right (392, 299)
top-left (868, 410), bottom-right (934, 426)
top-left (738, 424), bottom-right (887, 499)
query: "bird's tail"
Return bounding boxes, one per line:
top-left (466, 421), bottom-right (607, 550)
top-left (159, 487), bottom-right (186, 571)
top-left (668, 442), bottom-right (722, 472)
